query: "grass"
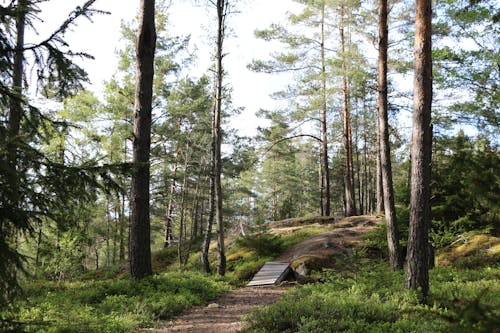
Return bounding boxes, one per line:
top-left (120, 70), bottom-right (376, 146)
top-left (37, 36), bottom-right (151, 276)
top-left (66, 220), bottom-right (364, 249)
top-left (3, 271), bottom-right (230, 333)
top-left (241, 225), bottom-right (500, 333)
top-left (242, 257), bottom-right (500, 333)
top-left (5, 218), bottom-right (497, 332)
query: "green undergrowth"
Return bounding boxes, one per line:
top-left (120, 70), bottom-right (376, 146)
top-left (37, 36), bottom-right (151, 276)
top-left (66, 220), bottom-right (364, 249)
top-left (241, 225), bottom-right (500, 333)
top-left (226, 234), bottom-right (284, 282)
top-left (2, 271), bottom-right (230, 333)
top-left (225, 224), bottom-right (334, 283)
top-left (242, 254), bottom-right (500, 333)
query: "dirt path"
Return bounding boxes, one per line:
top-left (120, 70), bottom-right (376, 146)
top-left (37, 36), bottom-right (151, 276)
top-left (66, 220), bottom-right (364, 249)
top-left (143, 216), bottom-right (380, 333)
top-left (145, 286), bottom-right (287, 333)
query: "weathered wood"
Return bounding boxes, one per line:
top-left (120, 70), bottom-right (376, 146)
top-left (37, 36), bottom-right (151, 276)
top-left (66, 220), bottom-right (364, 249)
top-left (247, 262), bottom-right (290, 286)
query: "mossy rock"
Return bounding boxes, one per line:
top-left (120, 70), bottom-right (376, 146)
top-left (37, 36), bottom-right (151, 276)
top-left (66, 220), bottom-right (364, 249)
top-left (290, 255), bottom-right (333, 283)
top-left (437, 233), bottom-right (500, 268)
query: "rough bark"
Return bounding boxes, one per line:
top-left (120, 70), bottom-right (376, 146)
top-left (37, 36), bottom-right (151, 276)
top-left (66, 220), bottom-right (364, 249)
top-left (129, 0), bottom-right (156, 280)
top-left (339, 6), bottom-right (356, 217)
top-left (406, 0), bottom-right (433, 297)
top-left (214, 0), bottom-right (227, 276)
top-left (320, 2), bottom-right (331, 216)
top-left (202, 0), bottom-right (228, 275)
top-left (6, 0), bottom-right (27, 231)
top-left (378, 0), bottom-right (403, 269)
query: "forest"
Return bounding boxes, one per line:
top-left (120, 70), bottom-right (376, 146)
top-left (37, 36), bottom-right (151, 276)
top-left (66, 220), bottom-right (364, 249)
top-left (0, 0), bottom-right (498, 332)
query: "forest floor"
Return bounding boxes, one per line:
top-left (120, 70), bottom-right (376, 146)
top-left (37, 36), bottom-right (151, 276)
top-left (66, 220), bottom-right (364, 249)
top-left (143, 215), bottom-right (381, 333)
top-left (144, 286), bottom-right (288, 333)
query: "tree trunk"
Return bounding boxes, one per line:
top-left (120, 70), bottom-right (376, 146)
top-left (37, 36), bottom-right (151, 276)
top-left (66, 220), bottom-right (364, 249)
top-left (354, 111), bottom-right (363, 215)
top-left (320, 2), bottom-right (331, 216)
top-left (376, 132), bottom-right (384, 213)
top-left (106, 199), bottom-right (111, 268)
top-left (178, 144), bottom-right (190, 268)
top-left (406, 0), bottom-right (433, 298)
top-left (129, 0), bottom-right (155, 280)
top-left (378, 0), bottom-right (403, 270)
top-left (202, 0), bottom-right (228, 275)
top-left (119, 192), bottom-right (126, 261)
top-left (214, 0), bottom-right (227, 276)
top-left (164, 140), bottom-right (180, 248)
top-left (5, 0), bottom-right (27, 233)
top-left (340, 6), bottom-right (356, 217)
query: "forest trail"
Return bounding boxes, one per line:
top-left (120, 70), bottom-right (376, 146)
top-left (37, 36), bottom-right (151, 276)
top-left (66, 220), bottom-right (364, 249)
top-left (144, 286), bottom-right (287, 333)
top-left (143, 215), bottom-right (381, 333)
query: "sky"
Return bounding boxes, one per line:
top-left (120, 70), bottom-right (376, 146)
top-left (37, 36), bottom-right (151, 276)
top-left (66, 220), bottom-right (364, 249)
top-left (29, 0), bottom-right (302, 137)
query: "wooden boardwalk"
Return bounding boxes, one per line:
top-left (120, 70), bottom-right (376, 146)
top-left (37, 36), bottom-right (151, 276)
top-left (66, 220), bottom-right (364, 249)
top-left (247, 262), bottom-right (291, 286)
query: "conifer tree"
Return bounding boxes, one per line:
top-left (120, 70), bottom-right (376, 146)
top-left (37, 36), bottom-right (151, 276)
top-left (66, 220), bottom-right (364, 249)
top-left (406, 0), bottom-right (433, 297)
top-left (129, 0), bottom-right (156, 280)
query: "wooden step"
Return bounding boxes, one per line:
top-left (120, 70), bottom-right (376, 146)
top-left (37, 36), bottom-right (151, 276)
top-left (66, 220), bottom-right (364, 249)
top-left (247, 262), bottom-right (291, 286)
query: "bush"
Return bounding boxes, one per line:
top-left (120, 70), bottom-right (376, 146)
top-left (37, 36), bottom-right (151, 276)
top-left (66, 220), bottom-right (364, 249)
top-left (6, 271), bottom-right (231, 333)
top-left (235, 234), bottom-right (284, 257)
top-left (243, 259), bottom-right (500, 333)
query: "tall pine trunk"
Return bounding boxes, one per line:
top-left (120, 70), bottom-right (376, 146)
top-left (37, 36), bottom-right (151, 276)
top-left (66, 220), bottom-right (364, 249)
top-left (202, 0), bottom-right (227, 275)
top-left (320, 1), bottom-right (331, 216)
top-left (5, 0), bottom-right (27, 236)
top-left (376, 131), bottom-right (384, 213)
top-left (377, 0), bottom-right (403, 269)
top-left (340, 6), bottom-right (356, 217)
top-left (406, 0), bottom-right (433, 297)
top-left (214, 0), bottom-right (227, 276)
top-left (130, 0), bottom-right (156, 280)
top-left (164, 139), bottom-right (180, 248)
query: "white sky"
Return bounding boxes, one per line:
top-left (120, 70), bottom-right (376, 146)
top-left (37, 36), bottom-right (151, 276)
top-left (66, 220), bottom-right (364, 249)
top-left (29, 0), bottom-right (301, 137)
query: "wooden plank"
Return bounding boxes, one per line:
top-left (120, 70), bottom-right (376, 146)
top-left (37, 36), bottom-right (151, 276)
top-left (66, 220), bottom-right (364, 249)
top-left (247, 262), bottom-right (290, 286)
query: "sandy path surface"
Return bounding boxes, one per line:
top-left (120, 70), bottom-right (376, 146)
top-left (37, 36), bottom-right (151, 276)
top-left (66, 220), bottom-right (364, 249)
top-left (146, 286), bottom-right (287, 333)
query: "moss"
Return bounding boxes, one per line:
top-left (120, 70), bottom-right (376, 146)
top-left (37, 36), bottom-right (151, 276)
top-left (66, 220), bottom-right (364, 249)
top-left (226, 248), bottom-right (255, 262)
top-left (437, 233), bottom-right (500, 268)
top-left (269, 215), bottom-right (339, 228)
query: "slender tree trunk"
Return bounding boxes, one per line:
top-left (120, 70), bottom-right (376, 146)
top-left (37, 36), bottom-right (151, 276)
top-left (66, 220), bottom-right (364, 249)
top-left (8, 0), bottom-right (26, 152)
top-left (106, 199), bottom-right (111, 267)
top-left (119, 192), bottom-right (126, 261)
top-left (191, 178), bottom-right (201, 240)
top-left (5, 0), bottom-right (27, 234)
top-left (378, 0), bottom-right (403, 269)
top-left (95, 244), bottom-right (99, 271)
top-left (129, 0), bottom-right (155, 280)
top-left (320, 2), bottom-right (331, 216)
top-left (318, 142), bottom-right (324, 216)
top-left (406, 0), bottom-right (433, 297)
top-left (354, 111), bottom-right (363, 215)
top-left (201, 95), bottom-right (217, 273)
top-left (202, 0), bottom-right (228, 275)
top-left (376, 132), bottom-right (384, 213)
top-left (112, 202), bottom-right (118, 264)
top-left (340, 6), bottom-right (356, 217)
top-left (214, 0), bottom-right (227, 276)
top-left (164, 140), bottom-right (180, 248)
top-left (178, 144), bottom-right (190, 268)
top-left (34, 227), bottom-right (42, 275)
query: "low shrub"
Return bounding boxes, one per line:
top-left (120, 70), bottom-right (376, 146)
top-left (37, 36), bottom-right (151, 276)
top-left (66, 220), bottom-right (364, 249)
top-left (6, 271), bottom-right (231, 333)
top-left (243, 260), bottom-right (500, 333)
top-left (235, 234), bottom-right (284, 257)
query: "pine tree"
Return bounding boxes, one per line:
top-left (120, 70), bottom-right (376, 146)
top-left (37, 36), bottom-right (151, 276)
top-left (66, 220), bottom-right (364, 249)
top-left (377, 0), bottom-right (402, 269)
top-left (129, 0), bottom-right (156, 280)
top-left (406, 0), bottom-right (433, 298)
